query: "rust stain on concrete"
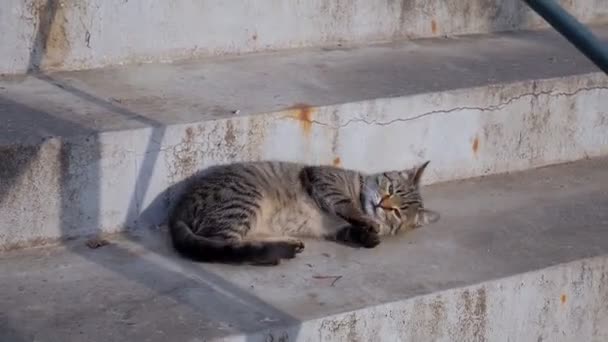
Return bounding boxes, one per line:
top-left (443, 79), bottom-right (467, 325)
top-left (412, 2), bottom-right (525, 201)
top-left (560, 294), bottom-right (567, 304)
top-left (31, 0), bottom-right (72, 70)
top-left (431, 20), bottom-right (438, 34)
top-left (472, 136), bottom-right (480, 155)
top-left (287, 103), bottom-right (316, 137)
top-left (332, 157), bottom-right (341, 167)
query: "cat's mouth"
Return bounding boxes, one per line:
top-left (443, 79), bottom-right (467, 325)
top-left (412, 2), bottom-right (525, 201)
top-left (374, 195), bottom-right (402, 219)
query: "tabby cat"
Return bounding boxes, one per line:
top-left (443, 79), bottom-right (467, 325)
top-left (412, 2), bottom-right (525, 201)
top-left (169, 160), bottom-right (439, 265)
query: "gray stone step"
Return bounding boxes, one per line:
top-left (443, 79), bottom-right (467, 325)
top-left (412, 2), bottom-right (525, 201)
top-left (1, 157), bottom-right (607, 341)
top-left (2, 0), bottom-right (608, 73)
top-left (1, 27), bottom-right (608, 250)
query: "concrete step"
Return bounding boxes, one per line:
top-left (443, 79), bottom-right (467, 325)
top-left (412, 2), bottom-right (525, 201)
top-left (1, 157), bottom-right (607, 341)
top-left (1, 27), bottom-right (608, 250)
top-left (2, 0), bottom-right (608, 73)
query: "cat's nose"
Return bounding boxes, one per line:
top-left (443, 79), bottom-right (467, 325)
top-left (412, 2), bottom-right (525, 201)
top-left (378, 195), bottom-right (396, 210)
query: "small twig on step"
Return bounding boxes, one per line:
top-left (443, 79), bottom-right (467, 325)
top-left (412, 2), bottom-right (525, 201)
top-left (312, 275), bottom-right (343, 287)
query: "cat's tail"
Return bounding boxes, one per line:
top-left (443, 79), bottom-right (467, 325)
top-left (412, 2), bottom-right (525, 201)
top-left (169, 220), bottom-right (302, 264)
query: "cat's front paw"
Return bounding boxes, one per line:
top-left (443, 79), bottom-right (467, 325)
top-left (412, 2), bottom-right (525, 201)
top-left (365, 220), bottom-right (381, 234)
top-left (359, 228), bottom-right (381, 248)
top-left (351, 225), bottom-right (381, 248)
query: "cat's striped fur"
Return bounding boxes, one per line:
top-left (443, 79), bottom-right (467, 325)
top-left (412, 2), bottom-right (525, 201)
top-left (169, 160), bottom-right (439, 265)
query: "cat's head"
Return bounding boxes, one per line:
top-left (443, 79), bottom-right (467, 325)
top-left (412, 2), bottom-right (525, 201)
top-left (362, 160), bottom-right (440, 234)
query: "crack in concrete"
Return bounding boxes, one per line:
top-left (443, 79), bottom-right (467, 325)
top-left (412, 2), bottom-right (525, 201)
top-left (124, 84), bottom-right (608, 156)
top-left (305, 85), bottom-right (608, 129)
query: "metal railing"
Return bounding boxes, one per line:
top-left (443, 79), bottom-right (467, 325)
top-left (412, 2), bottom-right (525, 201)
top-left (523, 0), bottom-right (608, 74)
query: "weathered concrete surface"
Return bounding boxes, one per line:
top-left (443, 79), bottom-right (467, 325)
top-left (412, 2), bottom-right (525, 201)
top-left (1, 158), bottom-right (607, 341)
top-left (2, 0), bottom-right (608, 73)
top-left (1, 27), bottom-right (608, 249)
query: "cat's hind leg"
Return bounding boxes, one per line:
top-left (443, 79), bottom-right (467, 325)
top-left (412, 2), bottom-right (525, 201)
top-left (245, 236), bottom-right (305, 251)
top-left (171, 222), bottom-right (302, 265)
top-left (244, 235), bottom-right (305, 253)
top-left (242, 235), bottom-right (305, 265)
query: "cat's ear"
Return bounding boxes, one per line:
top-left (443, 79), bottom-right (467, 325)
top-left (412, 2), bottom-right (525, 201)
top-left (405, 160), bottom-right (430, 186)
top-left (418, 208), bottom-right (440, 225)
